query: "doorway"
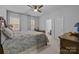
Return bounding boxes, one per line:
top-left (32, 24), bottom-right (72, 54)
top-left (46, 19), bottom-right (52, 36)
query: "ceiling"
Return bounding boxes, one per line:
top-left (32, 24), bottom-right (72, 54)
top-left (0, 5), bottom-right (65, 17)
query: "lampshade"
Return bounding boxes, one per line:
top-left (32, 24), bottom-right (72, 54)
top-left (74, 22), bottom-right (79, 27)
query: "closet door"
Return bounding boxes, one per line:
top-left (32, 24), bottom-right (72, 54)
top-left (54, 16), bottom-right (64, 39)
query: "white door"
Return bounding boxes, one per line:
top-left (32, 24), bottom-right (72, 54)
top-left (54, 16), bottom-right (64, 39)
top-left (46, 19), bottom-right (52, 35)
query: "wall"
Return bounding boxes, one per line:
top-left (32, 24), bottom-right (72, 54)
top-left (0, 7), bottom-right (39, 31)
top-left (20, 15), bottom-right (28, 31)
top-left (31, 16), bottom-right (39, 30)
top-left (39, 6), bottom-right (79, 38)
top-left (20, 15), bottom-right (39, 31)
top-left (27, 15), bottom-right (31, 31)
top-left (39, 5), bottom-right (79, 54)
top-left (39, 15), bottom-right (47, 30)
top-left (33, 16), bottom-right (39, 29)
top-left (0, 7), bottom-right (7, 20)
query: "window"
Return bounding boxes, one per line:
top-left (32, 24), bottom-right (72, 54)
top-left (8, 12), bottom-right (20, 31)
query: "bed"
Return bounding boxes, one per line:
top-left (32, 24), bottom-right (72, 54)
top-left (1, 27), bottom-right (48, 54)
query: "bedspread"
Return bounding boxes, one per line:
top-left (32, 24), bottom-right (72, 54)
top-left (3, 31), bottom-right (48, 54)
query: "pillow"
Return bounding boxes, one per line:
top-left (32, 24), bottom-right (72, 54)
top-left (2, 27), bottom-right (13, 39)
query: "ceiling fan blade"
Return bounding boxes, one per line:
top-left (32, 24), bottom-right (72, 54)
top-left (27, 5), bottom-right (33, 8)
top-left (38, 10), bottom-right (42, 13)
top-left (39, 5), bottom-right (43, 9)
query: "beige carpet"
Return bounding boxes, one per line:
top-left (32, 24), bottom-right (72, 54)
top-left (38, 35), bottom-right (60, 54)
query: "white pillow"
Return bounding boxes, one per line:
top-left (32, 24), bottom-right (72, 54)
top-left (2, 27), bottom-right (13, 39)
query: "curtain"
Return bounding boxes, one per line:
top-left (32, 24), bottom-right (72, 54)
top-left (7, 11), bottom-right (39, 31)
top-left (8, 11), bottom-right (20, 31)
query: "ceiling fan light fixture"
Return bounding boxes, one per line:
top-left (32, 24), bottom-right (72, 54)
top-left (27, 5), bottom-right (43, 13)
top-left (34, 9), bottom-right (38, 12)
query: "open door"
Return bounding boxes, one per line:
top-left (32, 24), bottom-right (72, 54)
top-left (45, 19), bottom-right (52, 35)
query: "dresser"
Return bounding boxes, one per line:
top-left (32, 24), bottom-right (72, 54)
top-left (59, 32), bottom-right (79, 54)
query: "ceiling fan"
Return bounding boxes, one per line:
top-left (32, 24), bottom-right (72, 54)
top-left (27, 5), bottom-right (43, 13)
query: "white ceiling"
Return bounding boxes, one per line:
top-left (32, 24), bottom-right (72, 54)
top-left (0, 5), bottom-right (65, 16)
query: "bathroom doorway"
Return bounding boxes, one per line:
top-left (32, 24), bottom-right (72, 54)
top-left (46, 19), bottom-right (52, 36)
